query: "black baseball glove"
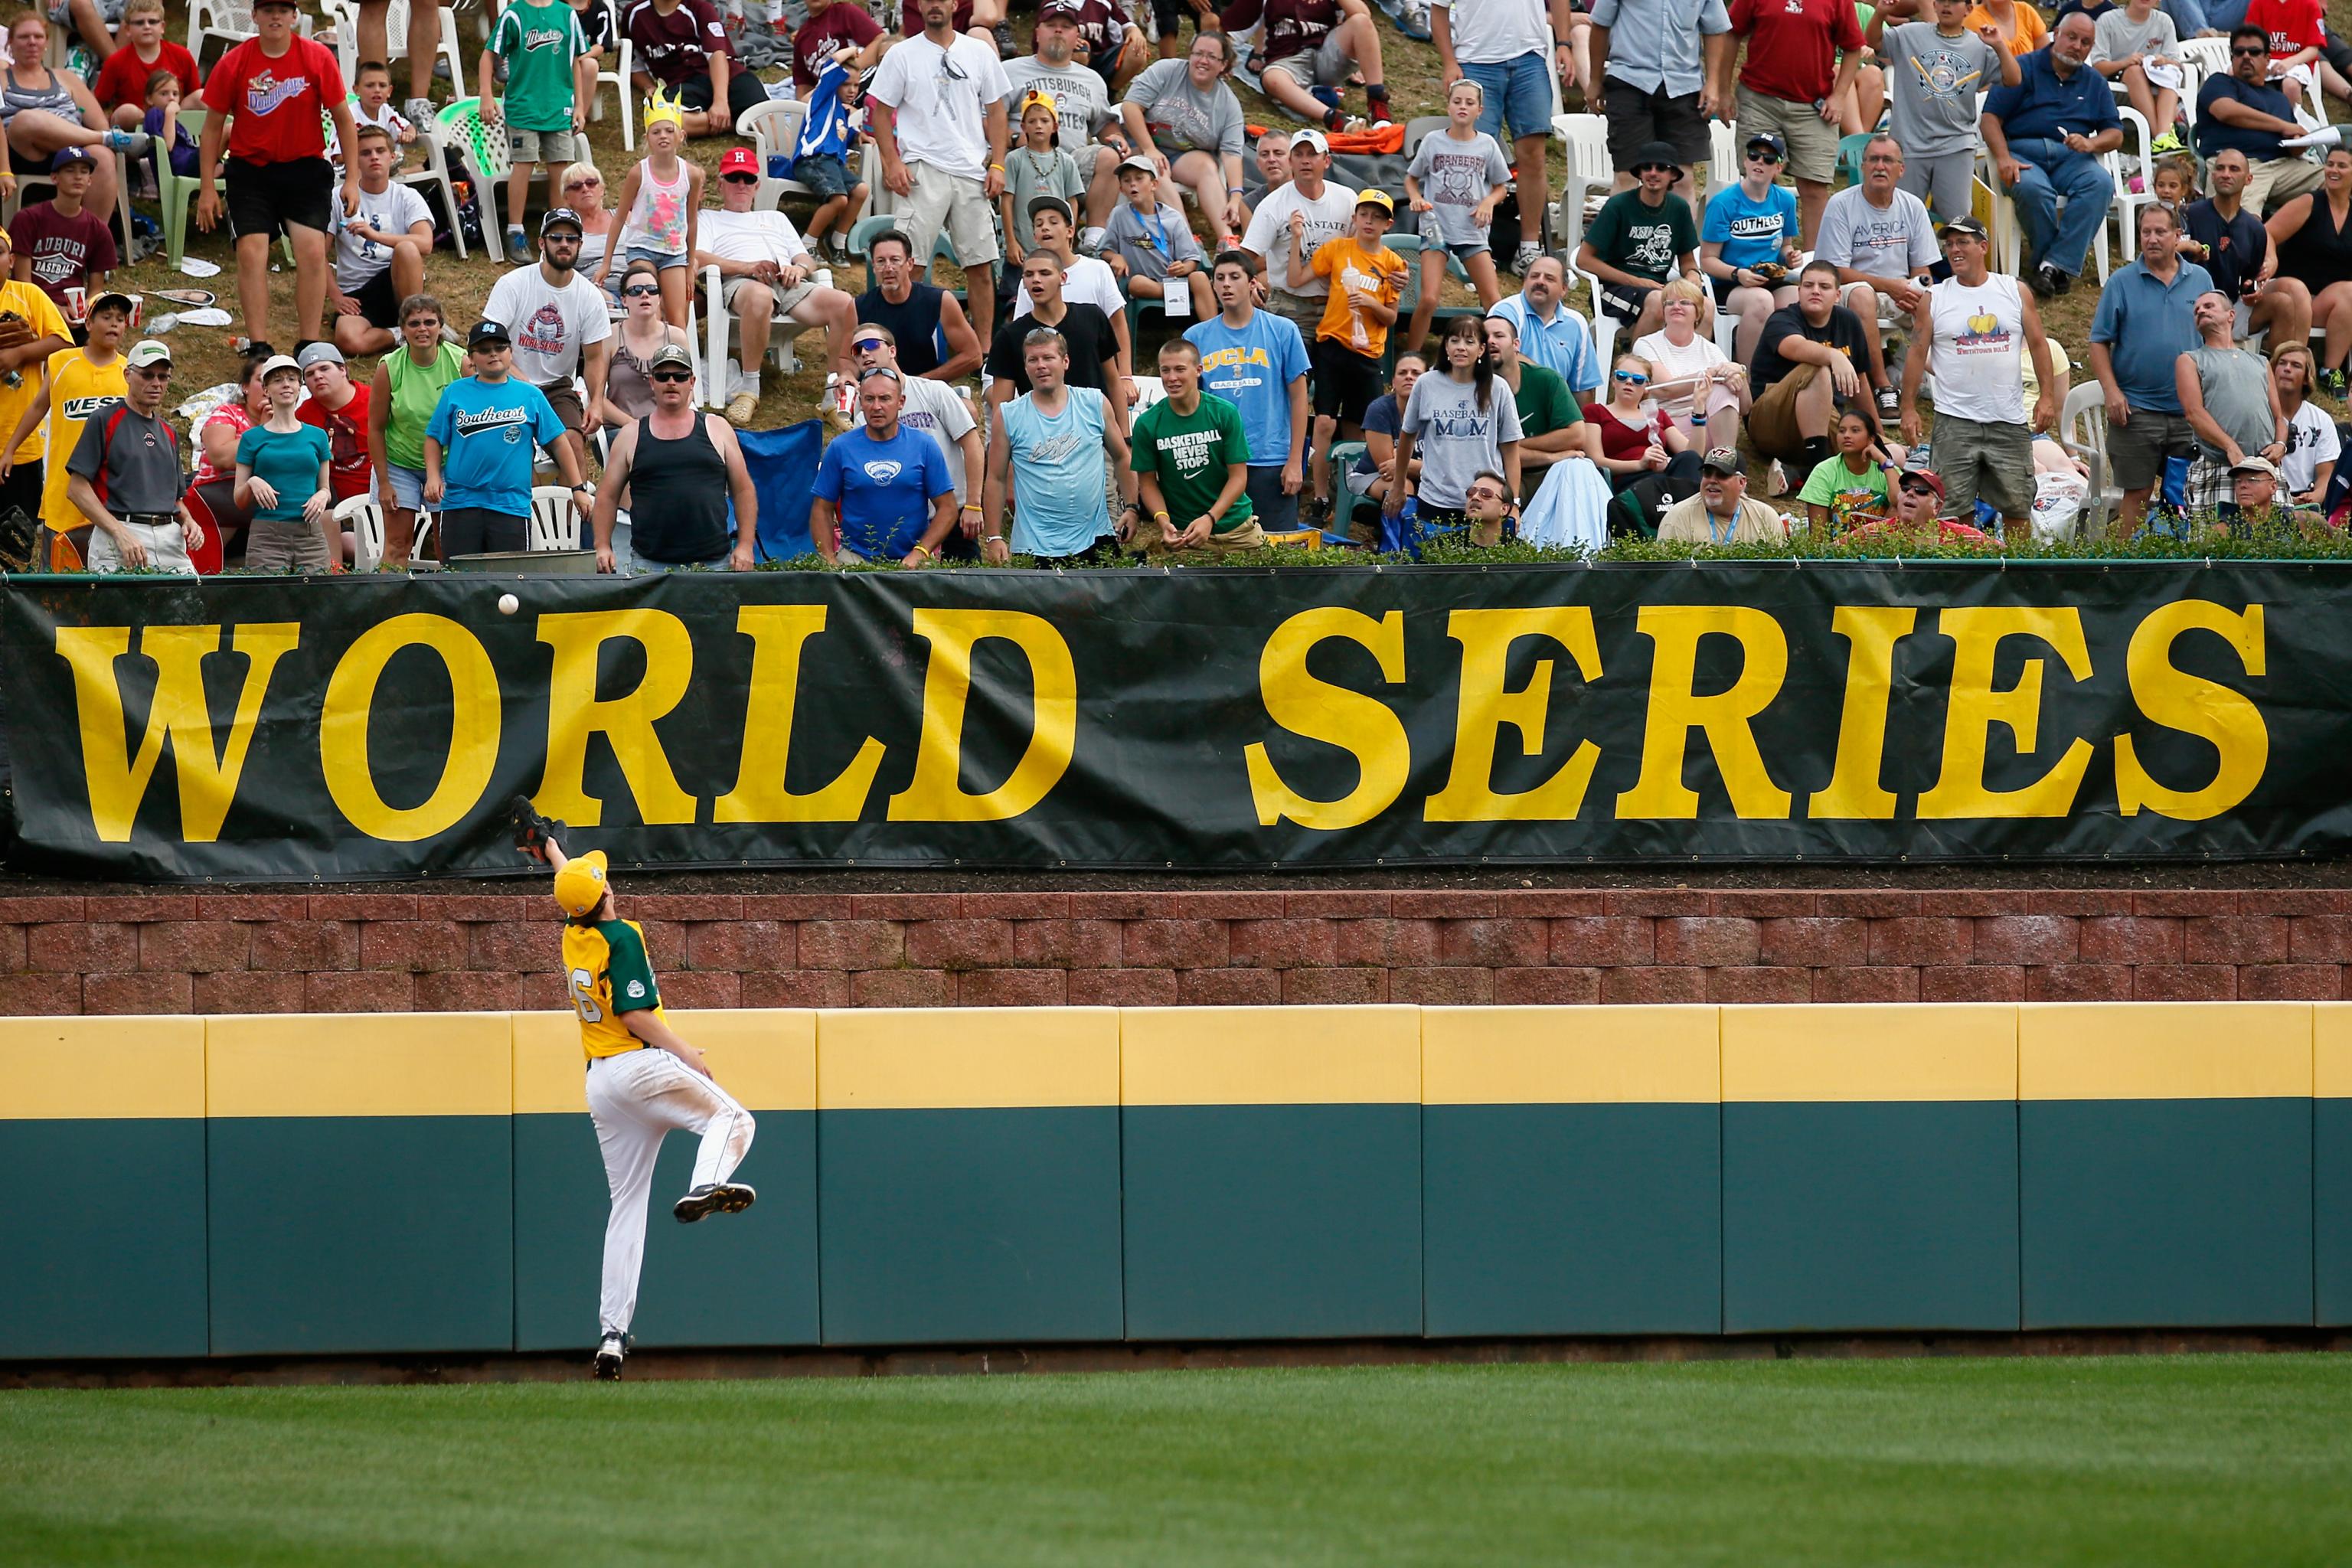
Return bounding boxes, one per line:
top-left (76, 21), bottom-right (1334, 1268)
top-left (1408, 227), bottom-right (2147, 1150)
top-left (511, 795), bottom-right (568, 862)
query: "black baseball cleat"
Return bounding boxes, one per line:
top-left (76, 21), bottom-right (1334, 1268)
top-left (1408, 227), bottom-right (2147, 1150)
top-left (593, 1330), bottom-right (628, 1380)
top-left (673, 1182), bottom-right (756, 1223)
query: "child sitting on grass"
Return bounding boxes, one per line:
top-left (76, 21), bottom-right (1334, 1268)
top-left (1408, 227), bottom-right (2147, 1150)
top-left (481, 0), bottom-right (594, 265)
top-left (1104, 153), bottom-right (1211, 318)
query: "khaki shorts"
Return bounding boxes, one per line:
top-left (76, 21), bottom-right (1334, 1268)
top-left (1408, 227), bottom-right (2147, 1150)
top-left (1137, 516), bottom-right (1267, 551)
top-left (508, 126), bottom-right (580, 165)
top-left (1268, 286), bottom-right (1325, 345)
top-left (1736, 86), bottom-right (1839, 185)
top-left (1263, 31), bottom-right (1350, 91)
top-left (537, 379), bottom-right (586, 435)
top-left (722, 273), bottom-right (819, 315)
top-left (902, 160), bottom-right (1001, 270)
top-left (1746, 361), bottom-right (1823, 459)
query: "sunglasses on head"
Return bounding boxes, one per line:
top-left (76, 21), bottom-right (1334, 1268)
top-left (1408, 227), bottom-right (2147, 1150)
top-left (1612, 370), bottom-right (1648, 384)
top-left (648, 368), bottom-right (693, 383)
top-left (622, 283), bottom-right (661, 297)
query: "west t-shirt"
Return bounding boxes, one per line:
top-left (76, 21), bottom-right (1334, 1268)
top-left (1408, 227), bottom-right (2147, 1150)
top-left (483, 266), bottom-right (613, 386)
top-left (983, 302), bottom-right (1120, 397)
top-left (297, 385), bottom-right (373, 502)
top-left (38, 347), bottom-right (126, 531)
top-left (1184, 309), bottom-right (1311, 469)
top-left (423, 377), bottom-right (568, 514)
top-left (1132, 391), bottom-right (1254, 529)
top-left (203, 36), bottom-right (345, 163)
top-left (8, 201), bottom-right (116, 311)
top-left (812, 422), bottom-right (952, 559)
top-left (490, 1), bottom-right (592, 131)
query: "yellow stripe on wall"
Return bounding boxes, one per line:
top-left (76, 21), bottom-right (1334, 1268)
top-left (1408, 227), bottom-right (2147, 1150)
top-left (513, 1011), bottom-right (818, 1114)
top-left (1723, 1004), bottom-right (2017, 1102)
top-left (1122, 1005), bottom-right (1420, 1107)
top-left (0, 1017), bottom-right (205, 1120)
top-left (2020, 1001), bottom-right (2313, 1101)
top-left (207, 1014), bottom-right (513, 1118)
top-left (1423, 1004), bottom-right (1718, 1104)
top-left (2318, 1004), bottom-right (2352, 1099)
top-left (817, 1008), bottom-right (1119, 1110)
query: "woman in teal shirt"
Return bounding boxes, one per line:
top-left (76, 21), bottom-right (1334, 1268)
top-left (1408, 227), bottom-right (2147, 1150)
top-left (234, 355), bottom-right (337, 573)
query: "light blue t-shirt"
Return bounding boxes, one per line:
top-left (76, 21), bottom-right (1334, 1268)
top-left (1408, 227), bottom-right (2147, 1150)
top-left (1003, 388), bottom-right (1111, 559)
top-left (812, 423), bottom-right (951, 560)
top-left (1701, 181), bottom-right (1799, 272)
top-left (423, 377), bottom-right (567, 516)
top-left (1487, 292), bottom-right (1599, 397)
top-left (1184, 309), bottom-right (1310, 471)
top-left (234, 423), bottom-right (333, 523)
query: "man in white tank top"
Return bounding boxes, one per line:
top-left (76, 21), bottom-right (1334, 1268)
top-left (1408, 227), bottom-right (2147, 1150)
top-left (1895, 214), bottom-right (2056, 531)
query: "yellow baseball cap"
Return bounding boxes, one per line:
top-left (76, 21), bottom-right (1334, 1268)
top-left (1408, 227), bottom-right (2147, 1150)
top-left (1017, 87), bottom-right (1058, 118)
top-left (1356, 188), bottom-right (1395, 216)
top-left (553, 850), bottom-right (610, 917)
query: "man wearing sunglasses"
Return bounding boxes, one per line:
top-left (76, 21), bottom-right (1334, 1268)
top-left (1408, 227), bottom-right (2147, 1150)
top-left (813, 364), bottom-right (959, 566)
top-left (2197, 26), bottom-right (2328, 217)
top-left (697, 147), bottom-right (861, 421)
top-left (592, 343), bottom-right (756, 573)
top-left (1577, 139), bottom-right (1700, 341)
top-left (1979, 10), bottom-right (2123, 299)
top-left (852, 323), bottom-right (982, 536)
top-left (64, 338), bottom-right (204, 573)
top-left (482, 207), bottom-right (614, 477)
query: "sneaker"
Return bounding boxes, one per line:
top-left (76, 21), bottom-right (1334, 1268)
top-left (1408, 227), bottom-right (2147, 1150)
top-left (406, 96), bottom-right (436, 129)
top-left (825, 233), bottom-right (850, 264)
top-left (674, 1181), bottom-right (756, 1223)
top-left (1512, 240), bottom-right (1544, 276)
top-left (724, 390), bottom-right (760, 425)
top-left (1875, 385), bottom-right (1899, 421)
top-left (2150, 127), bottom-right (2184, 154)
top-left (1767, 459), bottom-right (1791, 496)
top-left (1367, 99), bottom-right (1393, 126)
top-left (2028, 263), bottom-right (2062, 299)
top-left (103, 128), bottom-right (152, 156)
top-left (1078, 224), bottom-right (1108, 257)
top-left (593, 1329), bottom-right (628, 1380)
top-left (993, 20), bottom-right (1015, 56)
top-left (505, 227), bottom-right (531, 265)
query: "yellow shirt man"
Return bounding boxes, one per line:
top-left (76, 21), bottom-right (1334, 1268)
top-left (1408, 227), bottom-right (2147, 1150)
top-left (0, 279), bottom-right (67, 481)
top-left (39, 344), bottom-right (128, 533)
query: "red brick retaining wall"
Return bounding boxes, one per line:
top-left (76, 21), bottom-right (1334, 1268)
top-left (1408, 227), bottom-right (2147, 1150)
top-left (8, 887), bottom-right (2352, 1014)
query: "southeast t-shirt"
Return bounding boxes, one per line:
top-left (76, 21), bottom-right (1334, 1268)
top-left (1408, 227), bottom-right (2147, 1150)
top-left (9, 201), bottom-right (117, 311)
top-left (234, 422), bottom-right (335, 522)
top-left (490, 1), bottom-right (592, 132)
top-left (1131, 391), bottom-right (1254, 530)
top-left (1700, 181), bottom-right (1798, 271)
top-left (1750, 302), bottom-right (1869, 395)
top-left (423, 376), bottom-right (568, 514)
top-left (203, 36), bottom-right (345, 163)
top-left (812, 422), bottom-right (952, 559)
top-left (1585, 190), bottom-right (1697, 284)
top-left (1184, 309), bottom-right (1311, 469)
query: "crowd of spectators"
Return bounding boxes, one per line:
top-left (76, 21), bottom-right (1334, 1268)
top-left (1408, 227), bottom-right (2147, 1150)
top-left (13, 0), bottom-right (2352, 575)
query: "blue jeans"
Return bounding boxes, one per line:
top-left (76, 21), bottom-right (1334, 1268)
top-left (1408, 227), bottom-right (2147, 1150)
top-left (2161, 0), bottom-right (2210, 35)
top-left (2002, 137), bottom-right (2112, 278)
top-left (1464, 53), bottom-right (1553, 144)
top-left (2200, 0), bottom-right (2246, 31)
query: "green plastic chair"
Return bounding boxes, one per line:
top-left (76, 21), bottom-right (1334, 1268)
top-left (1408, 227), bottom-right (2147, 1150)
top-left (159, 106), bottom-right (208, 269)
top-left (436, 96), bottom-right (513, 240)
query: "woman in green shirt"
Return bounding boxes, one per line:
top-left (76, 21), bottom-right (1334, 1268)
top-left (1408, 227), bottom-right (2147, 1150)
top-left (367, 292), bottom-right (466, 567)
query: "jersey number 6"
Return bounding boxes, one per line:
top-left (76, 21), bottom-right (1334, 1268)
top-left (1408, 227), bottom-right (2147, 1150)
top-left (570, 966), bottom-right (603, 1023)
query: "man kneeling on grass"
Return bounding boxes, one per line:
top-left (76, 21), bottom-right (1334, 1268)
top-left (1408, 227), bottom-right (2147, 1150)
top-left (1132, 337), bottom-right (1259, 549)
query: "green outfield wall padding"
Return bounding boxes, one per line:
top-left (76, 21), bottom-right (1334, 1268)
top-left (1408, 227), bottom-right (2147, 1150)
top-left (512, 1112), bottom-right (819, 1352)
top-left (2021, 1099), bottom-right (2314, 1329)
top-left (1723, 1102), bottom-right (2021, 1333)
top-left (817, 1107), bottom-right (1122, 1345)
top-left (0, 1119), bottom-right (207, 1359)
top-left (2321, 1101), bottom-right (2352, 1327)
top-left (1422, 1104), bottom-right (1721, 1337)
top-left (1122, 1106), bottom-right (1422, 1341)
top-left (207, 1116), bottom-right (515, 1357)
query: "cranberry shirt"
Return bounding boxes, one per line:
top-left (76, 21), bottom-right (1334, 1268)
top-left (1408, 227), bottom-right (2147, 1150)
top-left (8, 201), bottom-right (118, 310)
top-left (1217, 0), bottom-right (1340, 66)
top-left (1729, 0), bottom-right (1864, 106)
top-left (297, 383), bottom-right (372, 502)
top-left (93, 41), bottom-right (202, 113)
top-left (625, 0), bottom-right (738, 89)
top-left (201, 36), bottom-right (345, 162)
top-left (1058, 0), bottom-right (1136, 68)
top-left (791, 2), bottom-right (881, 89)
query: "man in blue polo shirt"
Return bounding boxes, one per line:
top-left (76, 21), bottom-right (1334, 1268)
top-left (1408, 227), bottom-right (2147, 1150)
top-left (1485, 256), bottom-right (1601, 397)
top-left (2197, 26), bottom-right (2328, 217)
top-left (2087, 205), bottom-right (2214, 534)
top-left (1979, 11), bottom-right (2123, 300)
top-left (1185, 250), bottom-right (1310, 532)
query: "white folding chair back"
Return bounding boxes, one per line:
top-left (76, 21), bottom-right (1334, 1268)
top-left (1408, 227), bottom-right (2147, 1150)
top-left (2112, 103), bottom-right (2157, 263)
top-left (335, 494), bottom-right (385, 570)
top-left (1702, 116), bottom-right (1739, 212)
top-left (529, 485), bottom-right (584, 550)
top-left (1550, 113), bottom-right (1612, 263)
top-left (1570, 260), bottom-right (1619, 372)
top-left (2176, 36), bottom-right (2232, 86)
top-left (336, 2), bottom-right (465, 103)
top-left (589, 0), bottom-right (636, 150)
top-left (737, 97), bottom-right (815, 208)
top-left (403, 119), bottom-right (469, 257)
top-left (2056, 381), bottom-right (2119, 534)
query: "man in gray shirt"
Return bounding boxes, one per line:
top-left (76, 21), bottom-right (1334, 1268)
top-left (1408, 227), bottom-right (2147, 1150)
top-left (1814, 133), bottom-right (1940, 419)
top-left (2177, 288), bottom-right (2288, 512)
top-left (1587, 0), bottom-right (1734, 189)
top-left (1869, 0), bottom-right (2018, 224)
top-left (66, 338), bottom-right (203, 573)
top-left (1004, 5), bottom-right (1142, 243)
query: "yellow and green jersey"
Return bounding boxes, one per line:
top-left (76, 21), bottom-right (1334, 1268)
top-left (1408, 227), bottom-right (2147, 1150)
top-left (561, 916), bottom-right (665, 1060)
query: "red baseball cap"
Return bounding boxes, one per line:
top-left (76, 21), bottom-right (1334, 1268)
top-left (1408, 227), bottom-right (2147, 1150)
top-left (718, 147), bottom-right (758, 178)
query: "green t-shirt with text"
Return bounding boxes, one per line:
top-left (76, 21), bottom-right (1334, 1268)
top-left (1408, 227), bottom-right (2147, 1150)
top-left (491, 1), bottom-right (590, 132)
top-left (1132, 391), bottom-right (1254, 531)
top-left (1798, 454), bottom-right (1890, 529)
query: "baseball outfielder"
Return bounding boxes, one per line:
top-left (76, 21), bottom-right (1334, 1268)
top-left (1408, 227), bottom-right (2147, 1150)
top-left (519, 809), bottom-right (757, 1381)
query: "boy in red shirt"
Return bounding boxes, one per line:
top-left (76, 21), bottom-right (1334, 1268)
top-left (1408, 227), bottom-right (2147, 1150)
top-left (94, 0), bottom-right (200, 129)
top-left (1727, 0), bottom-right (1863, 247)
top-left (295, 342), bottom-right (373, 504)
top-left (194, 0), bottom-right (358, 351)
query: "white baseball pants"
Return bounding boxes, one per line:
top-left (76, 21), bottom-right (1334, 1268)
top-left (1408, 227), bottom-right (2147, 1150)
top-left (586, 1047), bottom-right (756, 1338)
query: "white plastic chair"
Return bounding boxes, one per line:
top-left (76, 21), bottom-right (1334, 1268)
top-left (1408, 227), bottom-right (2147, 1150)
top-left (587, 0), bottom-right (636, 152)
top-left (1567, 257), bottom-right (1620, 372)
top-left (2176, 36), bottom-right (2232, 87)
top-left (2056, 381), bottom-right (2121, 534)
top-left (2112, 103), bottom-right (2157, 264)
top-left (406, 97), bottom-right (511, 261)
top-left (737, 97), bottom-right (817, 209)
top-left (188, 0), bottom-right (313, 70)
top-left (335, 493), bottom-right (384, 569)
top-left (529, 485), bottom-right (585, 550)
top-left (1701, 116), bottom-right (1739, 213)
top-left (700, 263), bottom-right (805, 407)
top-left (1550, 112), bottom-right (1612, 263)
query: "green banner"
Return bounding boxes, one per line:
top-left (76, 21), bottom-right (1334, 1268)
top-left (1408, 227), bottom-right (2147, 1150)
top-left (0, 563), bottom-right (2325, 881)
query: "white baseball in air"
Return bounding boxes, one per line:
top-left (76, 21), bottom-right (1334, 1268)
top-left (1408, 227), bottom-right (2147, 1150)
top-left (498, 593), bottom-right (520, 616)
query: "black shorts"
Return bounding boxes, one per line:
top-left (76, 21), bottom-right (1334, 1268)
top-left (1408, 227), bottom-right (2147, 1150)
top-left (1597, 280), bottom-right (1658, 324)
top-left (1152, 0), bottom-right (1185, 34)
top-left (351, 266), bottom-right (401, 328)
top-left (674, 68), bottom-right (773, 124)
top-left (225, 155), bottom-right (333, 240)
top-left (1602, 82), bottom-right (1709, 169)
top-left (437, 506), bottom-right (528, 559)
top-left (1312, 337), bottom-right (1382, 423)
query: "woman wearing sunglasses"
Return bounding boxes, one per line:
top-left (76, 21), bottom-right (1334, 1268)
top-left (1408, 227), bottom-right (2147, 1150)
top-left (556, 162), bottom-right (623, 304)
top-left (1583, 353), bottom-right (1698, 494)
top-left (1700, 132), bottom-right (1802, 364)
top-left (598, 257), bottom-right (697, 444)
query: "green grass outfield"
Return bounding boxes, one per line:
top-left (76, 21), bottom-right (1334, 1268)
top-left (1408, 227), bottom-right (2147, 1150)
top-left (4, 1356), bottom-right (2350, 1566)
